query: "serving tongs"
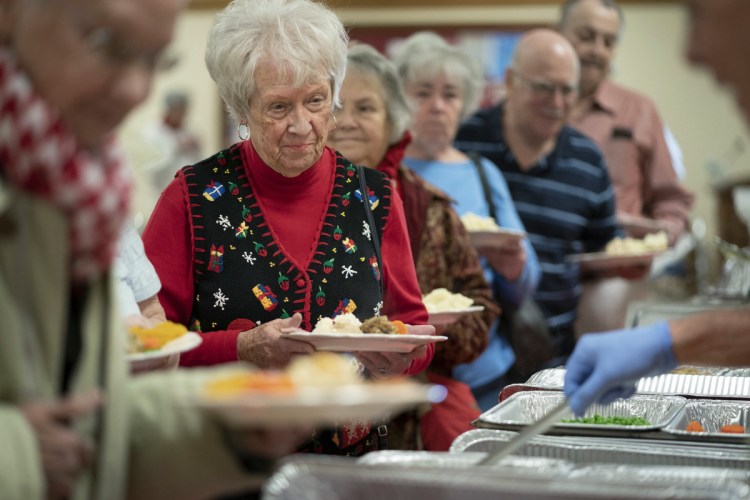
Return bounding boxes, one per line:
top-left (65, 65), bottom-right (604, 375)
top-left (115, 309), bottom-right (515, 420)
top-left (477, 400), bottom-right (570, 466)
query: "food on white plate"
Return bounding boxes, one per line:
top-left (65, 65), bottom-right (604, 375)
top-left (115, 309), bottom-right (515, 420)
top-left (460, 212), bottom-right (501, 232)
top-left (312, 313), bottom-right (407, 335)
top-left (204, 352), bottom-right (363, 396)
top-left (128, 321), bottom-right (188, 353)
top-left (287, 351), bottom-right (362, 386)
top-left (312, 312), bottom-right (363, 334)
top-left (359, 316), bottom-right (408, 334)
top-left (422, 288), bottom-right (474, 312)
top-left (604, 230), bottom-right (668, 255)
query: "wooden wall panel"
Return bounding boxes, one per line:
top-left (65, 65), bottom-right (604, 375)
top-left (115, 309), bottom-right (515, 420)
top-left (189, 0), bottom-right (678, 11)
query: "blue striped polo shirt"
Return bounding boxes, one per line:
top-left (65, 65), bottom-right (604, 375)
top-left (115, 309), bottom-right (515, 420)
top-left (455, 104), bottom-right (620, 355)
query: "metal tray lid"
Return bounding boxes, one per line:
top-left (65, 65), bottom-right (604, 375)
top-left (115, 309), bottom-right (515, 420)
top-left (523, 368), bottom-right (750, 399)
top-left (262, 455), bottom-right (750, 499)
top-left (450, 428), bottom-right (750, 470)
top-left (357, 450), bottom-right (573, 472)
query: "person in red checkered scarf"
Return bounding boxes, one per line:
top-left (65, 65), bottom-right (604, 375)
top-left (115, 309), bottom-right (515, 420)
top-left (0, 1), bottom-right (309, 498)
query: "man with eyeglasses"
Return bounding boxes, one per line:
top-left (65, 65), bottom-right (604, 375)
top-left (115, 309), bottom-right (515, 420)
top-left (455, 29), bottom-right (620, 363)
top-left (559, 0), bottom-right (695, 334)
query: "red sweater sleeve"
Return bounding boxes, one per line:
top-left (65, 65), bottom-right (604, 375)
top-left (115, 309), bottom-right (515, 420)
top-left (142, 173), bottom-right (241, 366)
top-left (381, 189), bottom-right (434, 375)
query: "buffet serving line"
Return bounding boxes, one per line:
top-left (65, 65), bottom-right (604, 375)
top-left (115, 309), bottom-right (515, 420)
top-left (260, 365), bottom-right (750, 499)
top-left (167, 226), bottom-right (749, 498)
top-left (250, 229), bottom-right (750, 498)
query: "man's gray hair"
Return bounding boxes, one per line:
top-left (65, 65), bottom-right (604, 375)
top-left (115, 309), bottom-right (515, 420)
top-left (392, 31), bottom-right (484, 122)
top-left (558, 0), bottom-right (625, 33)
top-left (346, 44), bottom-right (411, 145)
top-left (205, 0), bottom-right (348, 123)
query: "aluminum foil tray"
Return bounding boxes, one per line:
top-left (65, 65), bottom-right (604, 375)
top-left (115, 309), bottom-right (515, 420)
top-left (358, 450), bottom-right (750, 485)
top-left (663, 399), bottom-right (750, 443)
top-left (717, 368), bottom-right (750, 377)
top-left (450, 429), bottom-right (750, 471)
top-left (262, 455), bottom-right (750, 499)
top-left (524, 368), bottom-right (750, 399)
top-left (569, 464), bottom-right (750, 487)
top-left (524, 368), bottom-right (566, 387)
top-left (479, 391), bottom-right (685, 434)
top-left (357, 450), bottom-right (574, 473)
top-left (671, 366), bottom-right (729, 376)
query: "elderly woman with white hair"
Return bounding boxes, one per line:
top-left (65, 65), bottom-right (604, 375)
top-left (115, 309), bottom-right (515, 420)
top-left (143, 0), bottom-right (434, 456)
top-left (396, 32), bottom-right (541, 411)
top-left (328, 43), bottom-right (499, 450)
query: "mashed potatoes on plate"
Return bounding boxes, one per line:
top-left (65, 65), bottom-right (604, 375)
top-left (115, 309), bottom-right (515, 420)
top-left (312, 313), bottom-right (407, 335)
top-left (461, 212), bottom-right (501, 232)
top-left (312, 313), bottom-right (363, 334)
top-left (422, 288), bottom-right (473, 312)
top-left (605, 231), bottom-right (668, 255)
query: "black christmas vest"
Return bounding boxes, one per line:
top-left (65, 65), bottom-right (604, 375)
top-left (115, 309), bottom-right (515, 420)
top-left (184, 144), bottom-right (391, 334)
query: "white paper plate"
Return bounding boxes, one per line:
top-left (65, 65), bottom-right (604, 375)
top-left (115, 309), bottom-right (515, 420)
top-left (199, 381), bottom-right (448, 427)
top-left (428, 305), bottom-right (485, 326)
top-left (469, 229), bottom-right (526, 249)
top-left (567, 251), bottom-right (661, 272)
top-left (284, 332), bottom-right (447, 353)
top-left (127, 332), bottom-right (202, 370)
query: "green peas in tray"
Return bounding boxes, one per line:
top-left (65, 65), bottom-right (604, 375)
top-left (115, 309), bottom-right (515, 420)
top-left (561, 414), bottom-right (651, 426)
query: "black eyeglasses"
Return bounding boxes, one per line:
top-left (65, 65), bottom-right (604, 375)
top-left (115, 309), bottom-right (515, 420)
top-left (512, 70), bottom-right (578, 100)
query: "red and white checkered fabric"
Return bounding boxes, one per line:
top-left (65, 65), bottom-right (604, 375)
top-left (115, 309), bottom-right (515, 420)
top-left (0, 48), bottom-right (131, 285)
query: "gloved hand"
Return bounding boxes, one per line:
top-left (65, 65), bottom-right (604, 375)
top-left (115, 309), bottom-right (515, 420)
top-left (564, 321), bottom-right (677, 416)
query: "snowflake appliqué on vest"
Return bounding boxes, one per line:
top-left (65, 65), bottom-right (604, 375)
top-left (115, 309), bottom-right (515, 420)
top-left (217, 214), bottom-right (231, 231)
top-left (213, 288), bottom-right (229, 310)
top-left (242, 251), bottom-right (256, 265)
top-left (362, 220), bottom-right (371, 241)
top-left (341, 265), bottom-right (357, 279)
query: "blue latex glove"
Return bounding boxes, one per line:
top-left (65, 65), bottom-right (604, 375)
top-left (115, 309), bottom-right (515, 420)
top-left (564, 321), bottom-right (677, 416)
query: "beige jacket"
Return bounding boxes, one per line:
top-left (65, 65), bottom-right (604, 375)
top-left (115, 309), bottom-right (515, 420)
top-left (0, 178), bottom-right (259, 500)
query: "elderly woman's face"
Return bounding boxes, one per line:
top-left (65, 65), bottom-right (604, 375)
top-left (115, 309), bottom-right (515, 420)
top-left (2, 0), bottom-right (180, 150)
top-left (247, 61), bottom-right (334, 177)
top-left (405, 73), bottom-right (465, 156)
top-left (327, 70), bottom-right (392, 169)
